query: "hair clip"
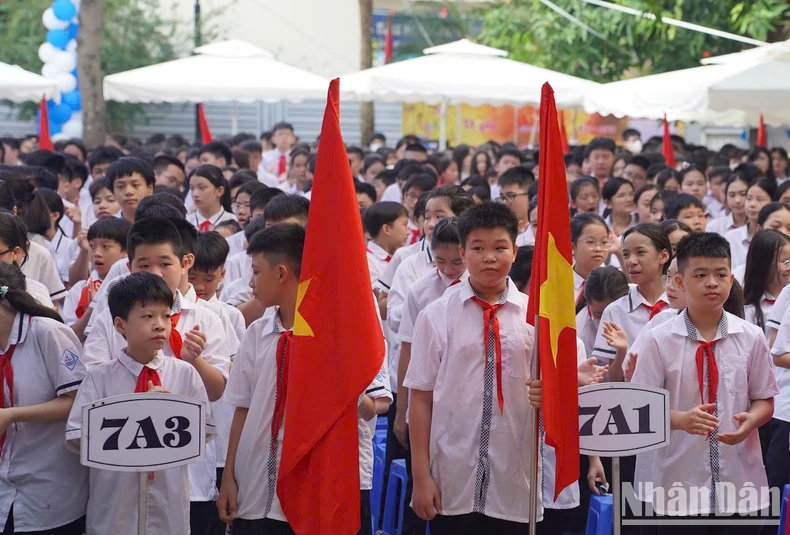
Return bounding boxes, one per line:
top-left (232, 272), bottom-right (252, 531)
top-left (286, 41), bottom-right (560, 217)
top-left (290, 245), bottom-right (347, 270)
top-left (0, 286), bottom-right (8, 298)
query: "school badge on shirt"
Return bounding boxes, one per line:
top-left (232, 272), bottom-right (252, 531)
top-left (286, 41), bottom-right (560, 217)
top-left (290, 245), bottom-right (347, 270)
top-left (61, 350), bottom-right (79, 371)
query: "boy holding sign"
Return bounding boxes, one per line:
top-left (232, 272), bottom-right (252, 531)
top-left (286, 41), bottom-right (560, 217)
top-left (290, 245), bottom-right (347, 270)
top-left (66, 272), bottom-right (215, 535)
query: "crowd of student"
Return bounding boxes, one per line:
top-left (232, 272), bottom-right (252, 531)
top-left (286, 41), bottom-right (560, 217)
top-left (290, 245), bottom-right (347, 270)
top-left (0, 122), bottom-right (786, 535)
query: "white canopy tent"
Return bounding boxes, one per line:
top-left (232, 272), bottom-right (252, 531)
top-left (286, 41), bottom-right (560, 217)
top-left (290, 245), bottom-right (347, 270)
top-left (0, 62), bottom-right (59, 102)
top-left (339, 39), bottom-right (598, 148)
top-left (103, 40), bottom-right (331, 133)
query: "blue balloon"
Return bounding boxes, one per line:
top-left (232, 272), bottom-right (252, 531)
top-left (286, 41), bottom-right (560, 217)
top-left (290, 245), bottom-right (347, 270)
top-left (49, 122), bottom-right (62, 135)
top-left (50, 103), bottom-right (72, 125)
top-left (47, 29), bottom-right (69, 50)
top-left (62, 90), bottom-right (81, 111)
top-left (68, 23), bottom-right (79, 40)
top-left (52, 0), bottom-right (76, 22)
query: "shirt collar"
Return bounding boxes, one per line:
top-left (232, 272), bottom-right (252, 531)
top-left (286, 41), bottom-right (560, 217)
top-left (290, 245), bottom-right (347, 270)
top-left (573, 268), bottom-right (585, 291)
top-left (436, 268), bottom-right (468, 287)
top-left (628, 285), bottom-right (668, 312)
top-left (420, 237), bottom-right (433, 263)
top-left (458, 277), bottom-right (519, 307)
top-left (179, 286), bottom-right (198, 308)
top-left (3, 313), bottom-right (30, 351)
top-left (270, 308), bottom-right (292, 335)
top-left (673, 309), bottom-right (739, 342)
top-left (194, 208), bottom-right (226, 226)
top-left (118, 349), bottom-right (166, 377)
top-left (366, 241), bottom-right (391, 262)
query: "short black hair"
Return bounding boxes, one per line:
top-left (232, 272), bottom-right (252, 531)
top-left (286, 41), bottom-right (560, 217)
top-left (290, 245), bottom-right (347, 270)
top-left (216, 219), bottom-right (242, 235)
top-left (584, 266), bottom-right (629, 304)
top-left (240, 139), bottom-right (262, 154)
top-left (404, 143), bottom-right (427, 154)
top-left (509, 245), bottom-right (534, 290)
top-left (676, 232), bottom-right (731, 273)
top-left (496, 148), bottom-right (523, 164)
top-left (659, 219), bottom-right (692, 237)
top-left (583, 138), bottom-right (616, 158)
top-left (363, 201), bottom-right (407, 238)
top-left (431, 217), bottom-right (460, 249)
top-left (109, 272), bottom-right (174, 322)
top-left (127, 217), bottom-right (185, 262)
top-left (199, 141), bottom-right (233, 166)
top-left (107, 157), bottom-right (156, 190)
top-left (243, 215), bottom-right (268, 243)
top-left (664, 193), bottom-right (704, 220)
top-left (403, 173), bottom-right (437, 196)
top-left (153, 154), bottom-right (185, 176)
top-left (497, 166), bottom-right (535, 189)
top-left (427, 185), bottom-right (475, 217)
top-left (627, 155), bottom-right (651, 172)
top-left (247, 223), bottom-right (305, 277)
top-left (193, 231), bottom-right (230, 272)
top-left (250, 187), bottom-right (285, 214)
top-left (228, 169), bottom-right (257, 192)
top-left (170, 218), bottom-right (199, 256)
top-left (88, 178), bottom-right (113, 200)
top-left (458, 202), bottom-right (518, 247)
top-left (271, 122), bottom-right (294, 134)
top-left (374, 169), bottom-right (397, 187)
top-left (414, 191), bottom-right (430, 220)
top-left (135, 192), bottom-right (187, 220)
top-left (355, 182), bottom-right (377, 203)
top-left (65, 159), bottom-right (88, 186)
top-left (708, 166), bottom-right (731, 184)
top-left (622, 128), bottom-right (641, 140)
top-left (347, 146), bottom-right (364, 159)
top-left (87, 217), bottom-right (132, 250)
top-left (263, 194), bottom-right (309, 225)
top-left (88, 146), bottom-right (124, 173)
top-left (235, 180), bottom-right (266, 200)
top-left (25, 166), bottom-right (58, 190)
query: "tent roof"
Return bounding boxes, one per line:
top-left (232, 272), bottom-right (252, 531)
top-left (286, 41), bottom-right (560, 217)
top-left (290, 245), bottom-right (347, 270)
top-left (0, 62), bottom-right (59, 103)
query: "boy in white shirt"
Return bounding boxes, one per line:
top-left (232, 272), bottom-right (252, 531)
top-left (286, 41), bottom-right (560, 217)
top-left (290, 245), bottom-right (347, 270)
top-left (632, 233), bottom-right (778, 532)
top-left (363, 201), bottom-right (410, 285)
top-left (67, 273), bottom-right (215, 535)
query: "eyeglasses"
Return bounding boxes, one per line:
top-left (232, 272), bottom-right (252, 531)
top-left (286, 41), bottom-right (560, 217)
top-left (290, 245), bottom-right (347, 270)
top-left (498, 192), bottom-right (529, 203)
top-left (661, 274), bottom-right (677, 289)
top-left (779, 259), bottom-right (790, 269)
top-left (232, 202), bottom-right (250, 212)
top-left (580, 239), bottom-right (612, 250)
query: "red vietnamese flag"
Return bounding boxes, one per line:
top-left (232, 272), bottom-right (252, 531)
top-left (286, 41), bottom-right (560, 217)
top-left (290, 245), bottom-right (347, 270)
top-left (559, 110), bottom-right (570, 155)
top-left (662, 114), bottom-right (676, 168)
top-left (38, 97), bottom-right (53, 151)
top-left (526, 83), bottom-right (579, 500)
top-left (277, 79), bottom-right (385, 534)
top-left (384, 9), bottom-right (395, 63)
top-left (757, 114), bottom-right (767, 146)
top-left (198, 104), bottom-right (213, 143)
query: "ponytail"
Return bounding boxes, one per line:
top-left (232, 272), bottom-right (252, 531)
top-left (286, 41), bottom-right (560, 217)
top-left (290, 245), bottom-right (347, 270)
top-left (0, 263), bottom-right (62, 322)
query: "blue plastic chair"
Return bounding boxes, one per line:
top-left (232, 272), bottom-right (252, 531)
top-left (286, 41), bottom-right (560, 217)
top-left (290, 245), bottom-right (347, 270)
top-left (377, 415), bottom-right (389, 431)
top-left (382, 459), bottom-right (408, 535)
top-left (585, 494), bottom-right (613, 535)
top-left (778, 484), bottom-right (789, 535)
top-left (375, 428), bottom-right (387, 449)
top-left (371, 442), bottom-right (387, 530)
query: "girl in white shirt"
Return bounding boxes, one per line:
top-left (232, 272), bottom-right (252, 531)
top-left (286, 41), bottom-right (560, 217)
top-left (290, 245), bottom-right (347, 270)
top-left (189, 165), bottom-right (237, 232)
top-left (725, 178), bottom-right (775, 268)
top-left (707, 173), bottom-right (748, 236)
top-left (601, 177), bottom-right (636, 238)
top-left (571, 213), bottom-right (612, 307)
top-left (742, 229), bottom-right (790, 337)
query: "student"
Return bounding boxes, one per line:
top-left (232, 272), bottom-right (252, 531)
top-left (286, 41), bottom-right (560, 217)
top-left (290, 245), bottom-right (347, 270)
top-left (497, 167), bottom-right (535, 246)
top-left (372, 169), bottom-right (397, 203)
top-left (280, 149), bottom-right (311, 195)
top-left (649, 190), bottom-right (674, 224)
top-left (362, 154), bottom-right (385, 184)
top-left (216, 219), bottom-right (242, 240)
top-left (725, 178), bottom-right (775, 268)
top-left (260, 122), bottom-right (295, 186)
top-left (66, 273), bottom-right (215, 535)
top-left (406, 202), bottom-right (541, 533)
top-left (658, 219), bottom-right (692, 255)
top-left (88, 178), bottom-right (121, 220)
top-left (189, 164), bottom-right (237, 232)
top-left (705, 166), bottom-right (730, 218)
top-left (664, 193), bottom-right (706, 232)
top-left (571, 214), bottom-right (611, 306)
top-left (747, 146), bottom-right (776, 181)
top-left (356, 182), bottom-right (377, 209)
top-left (591, 223), bottom-right (671, 366)
top-left (232, 181), bottom-right (265, 236)
top-left (199, 141), bottom-right (233, 169)
top-left (601, 177), bottom-right (636, 237)
top-left (776, 181), bottom-right (790, 204)
top-left (758, 201), bottom-right (790, 237)
top-left (0, 212), bottom-right (56, 308)
top-left (583, 137), bottom-right (616, 185)
top-left (489, 148), bottom-right (523, 200)
top-left (569, 177), bottom-right (601, 216)
top-left (364, 202), bottom-right (410, 285)
top-left (402, 174), bottom-right (438, 245)
top-left (64, 217), bottom-right (131, 335)
top-left (623, 155), bottom-right (650, 191)
top-left (435, 157), bottom-right (459, 186)
top-left (108, 157), bottom-right (155, 223)
top-left (154, 154), bottom-right (187, 191)
top-left (227, 170), bottom-right (257, 200)
top-left (509, 245), bottom-right (534, 294)
top-left (656, 168), bottom-right (681, 192)
top-left (707, 173), bottom-right (748, 236)
top-left (633, 233), bottom-right (778, 531)
top-left (741, 229), bottom-right (790, 338)
top-left (773, 147), bottom-right (789, 183)
top-left (34, 188), bottom-right (77, 285)
top-left (56, 159), bottom-right (85, 234)
top-left (679, 165), bottom-right (708, 206)
top-left (86, 145), bottom-right (124, 183)
top-left (633, 184), bottom-right (658, 223)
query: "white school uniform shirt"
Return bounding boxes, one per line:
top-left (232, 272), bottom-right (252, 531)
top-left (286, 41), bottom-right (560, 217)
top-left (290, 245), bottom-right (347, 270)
top-left (706, 213), bottom-right (738, 236)
top-left (366, 241), bottom-right (392, 286)
top-left (405, 279), bottom-right (541, 523)
top-left (516, 227), bottom-right (535, 247)
top-left (27, 232), bottom-right (53, 255)
top-left (25, 278), bottom-right (55, 309)
top-left (765, 304), bottom-right (790, 423)
top-left (224, 250), bottom-right (251, 286)
top-left (376, 238), bottom-right (424, 292)
top-left (190, 208), bottom-right (237, 232)
top-left (591, 285), bottom-right (668, 363)
top-left (380, 182), bottom-right (402, 203)
top-left (0, 313), bottom-right (88, 532)
top-left (576, 307), bottom-right (598, 359)
top-left (85, 258), bottom-right (131, 334)
top-left (359, 362), bottom-right (392, 491)
top-left (22, 241), bottom-right (66, 302)
top-left (632, 311), bottom-right (778, 515)
top-left (724, 224), bottom-right (751, 269)
top-left (226, 230), bottom-right (246, 258)
top-left (62, 270), bottom-right (101, 327)
top-left (398, 268), bottom-right (467, 345)
top-left (624, 307), bottom-right (680, 380)
top-left (52, 228), bottom-right (79, 283)
top-left (66, 350), bottom-right (215, 535)
top-left (260, 149), bottom-right (289, 184)
top-left (732, 263), bottom-right (746, 286)
top-left (767, 284), bottom-right (790, 339)
top-left (224, 311), bottom-right (290, 521)
top-left (705, 198), bottom-right (726, 219)
top-left (203, 294), bottom-right (246, 351)
top-left (744, 293), bottom-right (776, 337)
top-left (573, 268), bottom-right (585, 303)
top-left (220, 276), bottom-right (253, 307)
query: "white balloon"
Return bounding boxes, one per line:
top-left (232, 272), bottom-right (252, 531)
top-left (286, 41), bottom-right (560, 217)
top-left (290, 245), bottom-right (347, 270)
top-left (66, 39), bottom-right (78, 54)
top-left (55, 73), bottom-right (78, 93)
top-left (41, 63), bottom-right (61, 80)
top-left (52, 50), bottom-right (77, 73)
top-left (38, 43), bottom-right (58, 64)
top-left (61, 117), bottom-right (83, 138)
top-left (42, 8), bottom-right (69, 30)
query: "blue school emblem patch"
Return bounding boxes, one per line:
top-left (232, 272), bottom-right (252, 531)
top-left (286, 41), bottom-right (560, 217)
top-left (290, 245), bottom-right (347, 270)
top-left (61, 350), bottom-right (79, 371)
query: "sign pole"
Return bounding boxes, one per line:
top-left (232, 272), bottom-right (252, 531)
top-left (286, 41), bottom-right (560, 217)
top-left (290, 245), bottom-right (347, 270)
top-left (527, 313), bottom-right (541, 535)
top-left (612, 456), bottom-right (621, 535)
top-left (139, 472), bottom-right (147, 535)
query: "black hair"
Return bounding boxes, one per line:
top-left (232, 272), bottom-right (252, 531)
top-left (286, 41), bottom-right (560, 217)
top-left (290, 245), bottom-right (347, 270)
top-left (570, 213), bottom-right (609, 244)
top-left (646, 163), bottom-right (669, 183)
top-left (247, 223), bottom-right (305, 277)
top-left (36, 187), bottom-right (64, 228)
top-left (774, 181), bottom-right (790, 202)
top-left (758, 202), bottom-right (790, 227)
top-left (0, 263), bottom-right (62, 322)
top-left (743, 229), bottom-right (790, 330)
top-left (675, 232), bottom-right (731, 273)
top-left (199, 141), bottom-right (233, 167)
top-left (234, 180), bottom-right (266, 201)
top-left (570, 177), bottom-right (600, 201)
top-left (708, 166), bottom-right (731, 184)
top-left (414, 191), bottom-right (429, 221)
top-left (107, 157), bottom-right (156, 189)
top-left (509, 245), bottom-right (534, 292)
top-left (725, 171), bottom-right (751, 197)
top-left (22, 166), bottom-right (58, 191)
top-left (0, 213), bottom-right (30, 267)
top-left (655, 169), bottom-right (681, 191)
top-left (263, 194), bottom-right (310, 225)
top-left (747, 146), bottom-right (776, 181)
top-left (659, 219), bottom-right (692, 238)
top-left (458, 202), bottom-right (518, 247)
top-left (581, 266), bottom-right (629, 314)
top-left (750, 178), bottom-right (778, 204)
top-left (346, 146), bottom-right (364, 160)
top-left (227, 170), bottom-right (257, 193)
top-left (628, 155), bottom-right (651, 172)
top-left (431, 217), bottom-right (460, 249)
top-left (216, 220), bottom-right (242, 236)
top-left (271, 122), bottom-right (294, 134)
top-left (583, 138), bottom-right (616, 159)
top-left (135, 192), bottom-right (187, 220)
top-left (240, 139), bottom-right (263, 155)
top-left (497, 166), bottom-right (535, 189)
top-left (679, 164), bottom-right (707, 184)
top-left (87, 217), bottom-right (132, 250)
top-left (355, 182), bottom-right (377, 203)
top-left (622, 128), bottom-right (640, 141)
top-left (191, 164), bottom-right (232, 212)
top-left (496, 148), bottom-right (523, 164)
top-left (374, 169), bottom-right (397, 188)
top-left (452, 145), bottom-right (471, 175)
top-left (153, 154), bottom-right (185, 176)
top-left (622, 223), bottom-right (672, 274)
top-left (634, 184), bottom-right (659, 212)
top-left (169, 218), bottom-right (199, 257)
top-left (250, 187), bottom-right (285, 215)
top-left (64, 159), bottom-right (88, 187)
top-left (404, 144), bottom-right (427, 154)
top-left (664, 193), bottom-right (704, 220)
top-left (427, 185), bottom-right (475, 217)
top-left (19, 190), bottom-right (51, 238)
top-left (363, 201), bottom-right (408, 238)
top-left (193, 231), bottom-right (230, 273)
top-left (127, 217), bottom-right (185, 262)
top-left (243, 215), bottom-right (268, 243)
top-left (88, 146), bottom-right (124, 174)
top-left (362, 154), bottom-right (384, 175)
top-left (403, 173), bottom-right (438, 196)
top-left (108, 272), bottom-right (174, 322)
top-left (471, 150), bottom-right (492, 175)
top-left (88, 178), bottom-right (113, 201)
top-left (602, 177), bottom-right (633, 203)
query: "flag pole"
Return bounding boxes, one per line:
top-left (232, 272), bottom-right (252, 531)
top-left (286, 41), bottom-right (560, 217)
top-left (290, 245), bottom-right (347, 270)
top-left (528, 312), bottom-right (542, 535)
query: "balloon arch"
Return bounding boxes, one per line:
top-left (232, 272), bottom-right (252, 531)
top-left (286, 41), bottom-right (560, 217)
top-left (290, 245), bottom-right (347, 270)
top-left (39, 0), bottom-right (82, 140)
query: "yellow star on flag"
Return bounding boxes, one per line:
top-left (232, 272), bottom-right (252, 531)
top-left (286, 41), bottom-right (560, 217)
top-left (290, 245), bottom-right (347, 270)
top-left (294, 278), bottom-right (314, 337)
top-left (539, 233), bottom-right (576, 363)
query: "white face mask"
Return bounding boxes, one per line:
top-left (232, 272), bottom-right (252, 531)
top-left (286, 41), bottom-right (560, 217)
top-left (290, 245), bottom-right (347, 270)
top-left (624, 140), bottom-right (643, 154)
top-left (369, 142), bottom-right (383, 152)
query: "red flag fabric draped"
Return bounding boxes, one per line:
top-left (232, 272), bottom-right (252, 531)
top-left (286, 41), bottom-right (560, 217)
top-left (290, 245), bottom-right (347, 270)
top-left (277, 78), bottom-right (385, 535)
top-left (384, 9), bottom-right (394, 63)
top-left (757, 114), bottom-right (767, 147)
top-left (198, 104), bottom-right (213, 143)
top-left (526, 83), bottom-right (580, 500)
top-left (559, 110), bottom-right (570, 155)
top-left (662, 114), bottom-right (675, 168)
top-left (38, 97), bottom-right (53, 151)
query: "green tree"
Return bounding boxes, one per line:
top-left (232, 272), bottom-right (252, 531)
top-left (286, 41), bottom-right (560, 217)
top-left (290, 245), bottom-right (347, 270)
top-left (477, 0), bottom-right (790, 82)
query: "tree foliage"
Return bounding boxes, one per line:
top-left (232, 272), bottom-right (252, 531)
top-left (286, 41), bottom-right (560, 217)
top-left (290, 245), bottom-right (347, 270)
top-left (477, 0), bottom-right (790, 82)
